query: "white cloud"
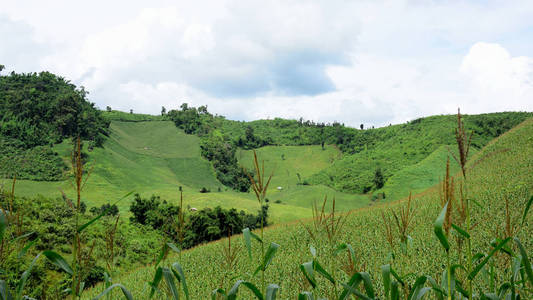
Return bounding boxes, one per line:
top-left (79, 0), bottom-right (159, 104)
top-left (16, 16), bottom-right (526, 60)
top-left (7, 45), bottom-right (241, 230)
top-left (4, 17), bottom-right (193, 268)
top-left (1, 1), bottom-right (532, 127)
top-left (460, 42), bottom-right (533, 110)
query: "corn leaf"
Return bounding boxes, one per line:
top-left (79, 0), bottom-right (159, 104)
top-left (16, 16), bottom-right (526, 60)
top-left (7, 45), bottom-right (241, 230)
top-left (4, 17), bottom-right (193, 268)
top-left (514, 238), bottom-right (533, 287)
top-left (391, 281), bottom-right (400, 300)
top-left (468, 237), bottom-right (511, 280)
top-left (300, 262), bottom-right (316, 289)
top-left (242, 228), bottom-right (261, 260)
top-left (162, 267), bottom-right (179, 300)
top-left (78, 191), bottom-right (133, 233)
top-left (91, 283), bottom-right (133, 300)
top-left (243, 228), bottom-right (252, 260)
top-left (172, 262), bottom-right (189, 300)
top-left (16, 253), bottom-right (41, 299)
top-left (17, 237), bottom-right (38, 259)
top-left (358, 272), bottom-right (375, 299)
top-left (309, 245), bottom-right (317, 258)
top-left (313, 260), bottom-right (335, 285)
top-left (339, 272), bottom-right (374, 300)
top-left (227, 280), bottom-right (264, 300)
top-left (298, 292), bottom-right (314, 300)
top-left (340, 283), bottom-right (372, 300)
top-left (43, 250), bottom-right (73, 275)
top-left (451, 223), bottom-right (470, 239)
top-left (167, 243), bottom-right (181, 254)
top-left (149, 267), bottom-right (163, 298)
top-left (254, 242), bottom-right (279, 276)
top-left (211, 288), bottom-right (227, 300)
top-left (241, 282), bottom-right (264, 300)
top-left (0, 279), bottom-right (13, 300)
top-left (434, 202), bottom-right (450, 251)
top-left (407, 275), bottom-right (427, 300)
top-left (335, 243), bottom-right (356, 269)
top-left (381, 264), bottom-right (391, 300)
top-left (266, 284), bottom-right (279, 300)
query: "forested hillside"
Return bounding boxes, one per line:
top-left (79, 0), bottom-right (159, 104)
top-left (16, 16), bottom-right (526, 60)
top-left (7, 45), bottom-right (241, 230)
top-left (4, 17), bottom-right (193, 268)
top-left (0, 67), bottom-right (108, 180)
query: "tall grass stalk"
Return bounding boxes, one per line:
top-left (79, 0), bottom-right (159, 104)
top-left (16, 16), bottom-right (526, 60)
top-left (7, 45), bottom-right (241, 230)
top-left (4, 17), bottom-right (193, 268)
top-left (451, 108), bottom-right (473, 299)
top-left (71, 137), bottom-right (83, 298)
top-left (245, 150), bottom-right (273, 292)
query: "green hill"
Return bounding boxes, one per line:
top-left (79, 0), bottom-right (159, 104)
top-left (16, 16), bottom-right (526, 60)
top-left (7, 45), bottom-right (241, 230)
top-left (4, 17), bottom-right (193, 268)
top-left (85, 117), bottom-right (533, 299)
top-left (9, 121), bottom-right (319, 223)
top-left (310, 112), bottom-right (532, 193)
top-left (237, 145), bottom-right (370, 212)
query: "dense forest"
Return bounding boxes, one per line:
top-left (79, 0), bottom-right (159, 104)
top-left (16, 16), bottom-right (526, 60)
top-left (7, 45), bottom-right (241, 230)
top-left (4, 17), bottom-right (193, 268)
top-left (0, 66), bottom-right (109, 180)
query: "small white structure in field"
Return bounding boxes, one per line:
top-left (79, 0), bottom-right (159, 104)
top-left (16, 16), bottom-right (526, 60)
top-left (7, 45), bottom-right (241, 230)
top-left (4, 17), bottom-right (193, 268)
top-left (190, 207), bottom-right (197, 212)
top-left (277, 186), bottom-right (283, 191)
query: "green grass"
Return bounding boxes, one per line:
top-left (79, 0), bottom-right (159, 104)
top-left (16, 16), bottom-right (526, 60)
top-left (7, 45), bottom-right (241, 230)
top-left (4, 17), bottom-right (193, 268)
top-left (85, 117), bottom-right (533, 299)
top-left (9, 121), bottom-right (315, 223)
top-left (102, 110), bottom-right (164, 122)
top-left (237, 145), bottom-right (371, 211)
top-left (376, 145), bottom-right (471, 201)
top-left (310, 112), bottom-right (532, 193)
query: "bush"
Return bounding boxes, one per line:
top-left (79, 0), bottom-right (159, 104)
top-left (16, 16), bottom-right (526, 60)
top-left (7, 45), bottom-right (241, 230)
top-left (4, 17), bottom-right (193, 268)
top-left (89, 203), bottom-right (118, 216)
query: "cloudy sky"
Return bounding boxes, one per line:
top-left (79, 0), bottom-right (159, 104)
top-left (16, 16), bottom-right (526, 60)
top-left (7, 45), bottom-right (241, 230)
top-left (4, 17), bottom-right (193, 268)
top-left (1, 0), bottom-right (532, 127)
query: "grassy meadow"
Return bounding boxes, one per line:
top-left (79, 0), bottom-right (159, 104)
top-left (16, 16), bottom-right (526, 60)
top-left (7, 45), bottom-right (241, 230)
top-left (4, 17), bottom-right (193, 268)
top-left (9, 121), bottom-right (362, 223)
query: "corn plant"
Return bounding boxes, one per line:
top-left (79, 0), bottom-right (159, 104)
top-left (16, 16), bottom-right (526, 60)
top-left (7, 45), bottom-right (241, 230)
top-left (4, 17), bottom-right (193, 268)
top-left (148, 241), bottom-right (185, 300)
top-left (217, 230), bottom-right (241, 293)
top-left (211, 280), bottom-right (279, 300)
top-left (243, 150), bottom-right (274, 292)
top-left (300, 196), bottom-right (351, 298)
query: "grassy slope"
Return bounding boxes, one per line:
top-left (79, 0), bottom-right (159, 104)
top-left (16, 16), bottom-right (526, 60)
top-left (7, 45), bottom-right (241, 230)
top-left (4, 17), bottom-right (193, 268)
top-left (9, 121), bottom-right (317, 223)
top-left (90, 117), bottom-right (533, 299)
top-left (311, 113), bottom-right (532, 193)
top-left (237, 145), bottom-right (370, 211)
top-left (375, 145), bottom-right (469, 201)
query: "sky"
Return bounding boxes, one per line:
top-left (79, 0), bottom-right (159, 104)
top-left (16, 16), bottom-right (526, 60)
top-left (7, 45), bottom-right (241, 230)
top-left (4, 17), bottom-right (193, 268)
top-left (1, 0), bottom-right (532, 127)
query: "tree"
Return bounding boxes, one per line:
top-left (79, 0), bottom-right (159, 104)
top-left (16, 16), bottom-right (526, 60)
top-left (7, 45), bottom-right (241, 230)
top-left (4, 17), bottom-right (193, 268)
top-left (0, 64), bottom-right (4, 73)
top-left (360, 124), bottom-right (364, 130)
top-left (245, 126), bottom-right (255, 142)
top-left (198, 105), bottom-right (208, 114)
top-left (129, 109), bottom-right (133, 114)
top-left (106, 106), bottom-right (112, 112)
top-left (161, 106), bottom-right (166, 115)
top-left (373, 167), bottom-right (385, 189)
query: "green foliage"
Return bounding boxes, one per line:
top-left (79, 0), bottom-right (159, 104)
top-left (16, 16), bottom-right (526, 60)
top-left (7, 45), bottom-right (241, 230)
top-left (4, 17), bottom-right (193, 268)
top-left (129, 193), bottom-right (267, 249)
top-left (89, 204), bottom-right (119, 217)
top-left (0, 137), bottom-right (67, 180)
top-left (0, 193), bottom-right (161, 298)
top-left (168, 104), bottom-right (531, 195)
top-left (0, 69), bottom-right (109, 180)
top-left (0, 70), bottom-right (109, 147)
top-left (373, 167), bottom-right (385, 190)
top-left (200, 130), bottom-right (251, 192)
top-left (101, 110), bottom-right (164, 122)
top-left (310, 112), bottom-right (532, 193)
